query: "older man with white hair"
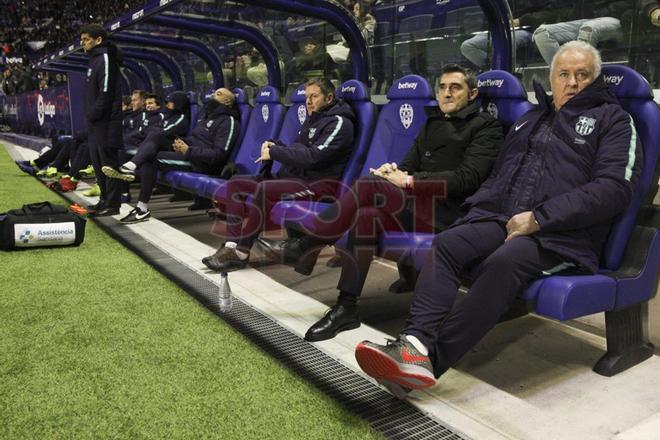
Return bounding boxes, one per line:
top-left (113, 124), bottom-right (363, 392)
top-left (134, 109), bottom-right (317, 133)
top-left (355, 41), bottom-right (643, 397)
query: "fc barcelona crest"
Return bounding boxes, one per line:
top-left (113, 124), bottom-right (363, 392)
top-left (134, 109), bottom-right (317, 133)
top-left (575, 116), bottom-right (596, 136)
top-left (399, 103), bottom-right (413, 129)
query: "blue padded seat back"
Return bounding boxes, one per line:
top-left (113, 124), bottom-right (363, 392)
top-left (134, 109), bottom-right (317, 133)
top-left (232, 86), bottom-right (286, 174)
top-left (271, 84), bottom-right (308, 175)
top-left (186, 91), bottom-right (198, 137)
top-left (202, 87), bottom-right (215, 103)
top-left (358, 74), bottom-right (436, 176)
top-left (232, 87), bottom-right (252, 149)
top-left (599, 65), bottom-right (660, 270)
top-left (335, 79), bottom-right (378, 195)
top-left (476, 70), bottom-right (533, 130)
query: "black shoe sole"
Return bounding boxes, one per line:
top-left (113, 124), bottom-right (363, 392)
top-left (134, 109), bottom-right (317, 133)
top-left (304, 320), bottom-right (361, 342)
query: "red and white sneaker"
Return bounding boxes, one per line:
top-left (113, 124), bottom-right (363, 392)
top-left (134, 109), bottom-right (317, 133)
top-left (355, 335), bottom-right (436, 395)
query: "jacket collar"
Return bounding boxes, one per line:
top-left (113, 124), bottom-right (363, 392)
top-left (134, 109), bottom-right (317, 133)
top-left (534, 74), bottom-right (618, 113)
top-left (426, 100), bottom-right (479, 120)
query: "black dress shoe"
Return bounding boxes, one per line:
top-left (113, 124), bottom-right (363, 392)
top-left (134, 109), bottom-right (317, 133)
top-left (256, 237), bottom-right (288, 262)
top-left (280, 236), bottom-right (325, 275)
top-left (86, 202), bottom-right (104, 214)
top-left (305, 303), bottom-right (361, 342)
top-left (90, 206), bottom-right (120, 217)
top-left (388, 278), bottom-right (414, 294)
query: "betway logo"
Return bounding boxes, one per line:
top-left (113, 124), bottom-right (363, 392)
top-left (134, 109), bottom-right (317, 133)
top-left (260, 90), bottom-right (271, 97)
top-left (297, 89), bottom-right (306, 95)
top-left (341, 85), bottom-right (356, 94)
top-left (132, 9), bottom-right (144, 21)
top-left (477, 78), bottom-right (504, 88)
top-left (397, 82), bottom-right (418, 90)
top-left (604, 75), bottom-right (624, 86)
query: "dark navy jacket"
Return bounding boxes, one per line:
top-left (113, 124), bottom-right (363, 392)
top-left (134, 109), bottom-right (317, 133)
top-left (84, 44), bottom-right (123, 125)
top-left (184, 100), bottom-right (241, 174)
top-left (269, 99), bottom-right (355, 180)
top-left (158, 91), bottom-right (190, 141)
top-left (459, 75), bottom-right (642, 272)
top-left (125, 109), bottom-right (164, 147)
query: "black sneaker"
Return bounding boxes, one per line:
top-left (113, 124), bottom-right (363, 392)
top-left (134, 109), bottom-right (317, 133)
top-left (120, 207), bottom-right (151, 224)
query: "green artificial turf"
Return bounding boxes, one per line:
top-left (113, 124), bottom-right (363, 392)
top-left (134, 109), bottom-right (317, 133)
top-left (0, 144), bottom-right (380, 439)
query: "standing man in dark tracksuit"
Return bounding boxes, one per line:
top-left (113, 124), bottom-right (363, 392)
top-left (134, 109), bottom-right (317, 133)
top-left (354, 41), bottom-right (642, 398)
top-left (80, 24), bottom-right (124, 216)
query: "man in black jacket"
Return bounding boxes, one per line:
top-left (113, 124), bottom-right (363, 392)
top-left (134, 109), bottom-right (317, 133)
top-left (116, 88), bottom-right (239, 224)
top-left (80, 24), bottom-right (123, 216)
top-left (202, 77), bottom-right (356, 272)
top-left (269, 64), bottom-right (504, 342)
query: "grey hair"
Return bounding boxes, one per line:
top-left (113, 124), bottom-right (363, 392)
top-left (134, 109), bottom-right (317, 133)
top-left (550, 40), bottom-right (602, 78)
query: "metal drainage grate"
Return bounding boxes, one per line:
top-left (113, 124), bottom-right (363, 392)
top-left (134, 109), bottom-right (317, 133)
top-left (80, 206), bottom-right (470, 440)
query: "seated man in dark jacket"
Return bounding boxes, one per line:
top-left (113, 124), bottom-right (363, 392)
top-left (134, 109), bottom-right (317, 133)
top-left (112, 88), bottom-right (240, 224)
top-left (268, 64), bottom-right (504, 342)
top-left (202, 77), bottom-right (356, 272)
top-left (354, 41), bottom-right (643, 397)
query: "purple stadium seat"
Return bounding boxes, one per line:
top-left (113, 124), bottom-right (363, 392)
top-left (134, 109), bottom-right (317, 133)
top-left (270, 83), bottom-right (307, 176)
top-left (232, 88), bottom-right (252, 148)
top-left (186, 91), bottom-right (198, 137)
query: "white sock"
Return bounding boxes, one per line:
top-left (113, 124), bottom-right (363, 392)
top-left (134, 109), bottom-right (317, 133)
top-left (123, 161), bottom-right (136, 171)
top-left (224, 241), bottom-right (248, 260)
top-left (137, 201), bottom-right (148, 212)
top-left (404, 334), bottom-right (429, 356)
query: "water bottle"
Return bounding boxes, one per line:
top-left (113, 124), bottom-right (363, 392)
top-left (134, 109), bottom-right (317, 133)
top-left (218, 272), bottom-right (233, 312)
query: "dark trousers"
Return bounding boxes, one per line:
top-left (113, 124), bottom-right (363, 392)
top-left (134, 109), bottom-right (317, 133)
top-left (34, 138), bottom-right (67, 168)
top-left (302, 175), bottom-right (443, 298)
top-left (225, 175), bottom-right (340, 251)
top-left (137, 151), bottom-right (191, 204)
top-left (88, 119), bottom-right (122, 208)
top-left (130, 132), bottom-right (178, 203)
top-left (403, 221), bottom-right (564, 377)
top-left (68, 141), bottom-right (90, 180)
